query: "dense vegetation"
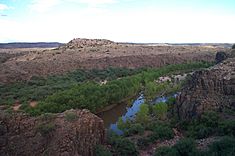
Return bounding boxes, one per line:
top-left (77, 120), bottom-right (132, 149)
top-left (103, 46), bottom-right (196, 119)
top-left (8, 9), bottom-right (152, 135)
top-left (0, 68), bottom-right (144, 105)
top-left (103, 107), bottom-right (235, 156)
top-left (22, 61), bottom-right (213, 115)
top-left (154, 136), bottom-right (235, 156)
top-left (178, 111), bottom-right (235, 139)
top-left (2, 58), bottom-right (235, 155)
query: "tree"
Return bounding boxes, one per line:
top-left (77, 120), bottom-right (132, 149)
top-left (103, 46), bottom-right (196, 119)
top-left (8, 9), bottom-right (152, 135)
top-left (136, 104), bottom-right (150, 124)
top-left (152, 102), bottom-right (168, 120)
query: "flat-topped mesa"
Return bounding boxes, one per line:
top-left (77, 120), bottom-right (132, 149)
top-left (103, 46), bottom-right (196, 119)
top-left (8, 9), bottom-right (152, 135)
top-left (60, 38), bottom-right (116, 49)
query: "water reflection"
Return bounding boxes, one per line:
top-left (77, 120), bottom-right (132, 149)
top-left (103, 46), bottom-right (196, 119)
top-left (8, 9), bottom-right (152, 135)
top-left (98, 93), bottom-right (177, 135)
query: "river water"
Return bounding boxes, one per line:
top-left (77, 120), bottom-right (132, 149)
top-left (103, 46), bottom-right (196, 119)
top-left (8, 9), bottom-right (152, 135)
top-left (98, 93), bottom-right (177, 135)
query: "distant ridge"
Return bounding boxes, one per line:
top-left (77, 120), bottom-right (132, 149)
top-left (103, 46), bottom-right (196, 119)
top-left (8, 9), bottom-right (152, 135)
top-left (0, 42), bottom-right (63, 49)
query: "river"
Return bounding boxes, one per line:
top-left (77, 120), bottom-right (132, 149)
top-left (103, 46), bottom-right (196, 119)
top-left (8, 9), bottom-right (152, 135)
top-left (97, 93), bottom-right (177, 135)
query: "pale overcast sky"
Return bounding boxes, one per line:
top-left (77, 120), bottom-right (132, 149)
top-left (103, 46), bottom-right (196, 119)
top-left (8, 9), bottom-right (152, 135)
top-left (0, 0), bottom-right (235, 43)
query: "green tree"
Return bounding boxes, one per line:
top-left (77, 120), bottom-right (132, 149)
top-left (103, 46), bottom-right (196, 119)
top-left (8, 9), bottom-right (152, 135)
top-left (136, 104), bottom-right (150, 124)
top-left (152, 102), bottom-right (168, 120)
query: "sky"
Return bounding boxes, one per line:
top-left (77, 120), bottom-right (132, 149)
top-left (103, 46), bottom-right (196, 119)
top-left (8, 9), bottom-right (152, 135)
top-left (0, 0), bottom-right (235, 43)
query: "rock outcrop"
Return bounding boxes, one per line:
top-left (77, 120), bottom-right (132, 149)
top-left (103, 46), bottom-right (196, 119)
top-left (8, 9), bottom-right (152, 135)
top-left (175, 58), bottom-right (235, 120)
top-left (0, 109), bottom-right (105, 156)
top-left (59, 38), bottom-right (116, 49)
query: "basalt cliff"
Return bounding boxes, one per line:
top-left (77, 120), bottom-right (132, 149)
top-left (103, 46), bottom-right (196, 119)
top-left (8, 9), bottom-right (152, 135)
top-left (0, 109), bottom-right (105, 156)
top-left (175, 55), bottom-right (235, 119)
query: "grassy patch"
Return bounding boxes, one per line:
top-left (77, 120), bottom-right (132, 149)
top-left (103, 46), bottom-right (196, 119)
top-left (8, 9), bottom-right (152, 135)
top-left (65, 112), bottom-right (77, 122)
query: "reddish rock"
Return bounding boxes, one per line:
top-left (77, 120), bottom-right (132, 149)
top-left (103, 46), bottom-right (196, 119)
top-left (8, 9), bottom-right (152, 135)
top-left (0, 109), bottom-right (105, 156)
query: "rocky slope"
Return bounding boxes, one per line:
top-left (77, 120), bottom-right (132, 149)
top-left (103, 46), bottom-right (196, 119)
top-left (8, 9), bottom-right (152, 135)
top-left (59, 38), bottom-right (115, 50)
top-left (175, 57), bottom-right (235, 119)
top-left (0, 39), bottom-right (226, 84)
top-left (0, 109), bottom-right (105, 156)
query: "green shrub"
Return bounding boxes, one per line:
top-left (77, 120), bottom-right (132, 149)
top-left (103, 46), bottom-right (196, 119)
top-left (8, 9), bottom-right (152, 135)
top-left (149, 123), bottom-right (174, 141)
top-left (218, 120), bottom-right (235, 136)
top-left (146, 122), bottom-right (174, 142)
top-left (94, 145), bottom-right (112, 156)
top-left (182, 111), bottom-right (220, 139)
top-left (37, 123), bottom-right (55, 136)
top-left (107, 131), bottom-right (122, 145)
top-left (152, 102), bottom-right (168, 120)
top-left (173, 138), bottom-right (197, 156)
top-left (187, 124), bottom-right (213, 139)
top-left (135, 104), bottom-right (150, 124)
top-left (145, 82), bottom-right (169, 99)
top-left (154, 146), bottom-right (178, 156)
top-left (65, 112), bottom-right (77, 122)
top-left (147, 121), bottom-right (171, 130)
top-left (113, 138), bottom-right (138, 156)
top-left (125, 123), bottom-right (145, 136)
top-left (200, 111), bottom-right (219, 128)
top-left (154, 138), bottom-right (200, 156)
top-left (41, 113), bottom-right (55, 121)
top-left (208, 137), bottom-right (235, 156)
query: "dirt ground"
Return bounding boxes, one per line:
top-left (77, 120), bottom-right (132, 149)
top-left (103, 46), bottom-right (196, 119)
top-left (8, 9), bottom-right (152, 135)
top-left (0, 40), bottom-right (226, 84)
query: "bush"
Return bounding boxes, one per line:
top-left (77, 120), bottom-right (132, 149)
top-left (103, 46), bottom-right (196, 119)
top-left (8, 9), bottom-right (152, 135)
top-left (113, 138), bottom-right (138, 156)
top-left (65, 112), bottom-right (77, 122)
top-left (173, 138), bottom-right (197, 156)
top-left (208, 137), bottom-right (235, 156)
top-left (37, 123), bottom-right (55, 136)
top-left (154, 138), bottom-right (199, 156)
top-left (200, 111), bottom-right (219, 128)
top-left (94, 145), bottom-right (112, 156)
top-left (107, 131), bottom-right (122, 145)
top-left (187, 124), bottom-right (213, 139)
top-left (145, 82), bottom-right (169, 99)
top-left (218, 120), bottom-right (235, 136)
top-left (154, 146), bottom-right (178, 156)
top-left (182, 111), bottom-right (220, 139)
top-left (149, 124), bottom-right (174, 141)
top-left (125, 123), bottom-right (145, 136)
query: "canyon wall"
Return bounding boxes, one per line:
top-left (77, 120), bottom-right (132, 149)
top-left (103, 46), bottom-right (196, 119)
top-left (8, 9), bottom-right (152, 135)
top-left (175, 57), bottom-right (235, 119)
top-left (0, 109), bottom-right (105, 156)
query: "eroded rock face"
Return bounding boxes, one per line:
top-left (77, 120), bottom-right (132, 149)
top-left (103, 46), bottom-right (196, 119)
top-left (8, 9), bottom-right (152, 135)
top-left (0, 109), bottom-right (105, 156)
top-left (175, 58), bottom-right (235, 120)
